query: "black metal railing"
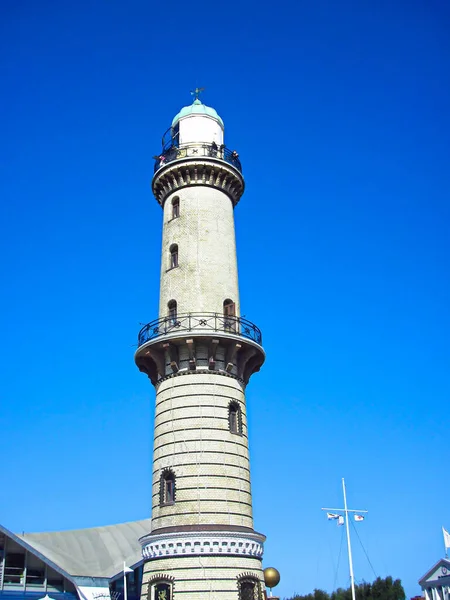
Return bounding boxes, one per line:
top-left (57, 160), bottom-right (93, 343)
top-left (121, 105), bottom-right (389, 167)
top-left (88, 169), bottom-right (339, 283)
top-left (162, 125), bottom-right (179, 152)
top-left (154, 143), bottom-right (242, 174)
top-left (137, 313), bottom-right (261, 347)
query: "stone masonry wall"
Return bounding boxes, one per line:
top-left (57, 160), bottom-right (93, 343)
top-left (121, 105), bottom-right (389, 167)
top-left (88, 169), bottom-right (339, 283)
top-left (151, 373), bottom-right (253, 531)
top-left (159, 186), bottom-right (240, 319)
top-left (142, 553), bottom-right (265, 600)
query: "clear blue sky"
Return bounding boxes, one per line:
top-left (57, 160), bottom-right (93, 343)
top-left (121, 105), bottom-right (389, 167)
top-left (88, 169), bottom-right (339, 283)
top-left (1, 1), bottom-right (449, 598)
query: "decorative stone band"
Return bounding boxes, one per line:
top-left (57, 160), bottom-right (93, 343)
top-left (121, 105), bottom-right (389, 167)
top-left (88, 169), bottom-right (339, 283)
top-left (152, 160), bottom-right (244, 207)
top-left (140, 530), bottom-right (265, 560)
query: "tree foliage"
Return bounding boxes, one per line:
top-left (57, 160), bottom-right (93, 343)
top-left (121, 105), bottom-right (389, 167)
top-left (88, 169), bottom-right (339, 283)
top-left (286, 576), bottom-right (406, 600)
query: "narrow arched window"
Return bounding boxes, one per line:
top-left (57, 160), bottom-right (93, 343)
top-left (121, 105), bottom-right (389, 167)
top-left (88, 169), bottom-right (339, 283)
top-left (168, 300), bottom-right (177, 325)
top-left (239, 577), bottom-right (261, 600)
top-left (151, 580), bottom-right (173, 600)
top-left (169, 244), bottom-right (178, 269)
top-left (171, 196), bottom-right (180, 219)
top-left (223, 299), bottom-right (236, 317)
top-left (229, 401), bottom-right (242, 435)
top-left (223, 299), bottom-right (236, 332)
top-left (160, 469), bottom-right (176, 506)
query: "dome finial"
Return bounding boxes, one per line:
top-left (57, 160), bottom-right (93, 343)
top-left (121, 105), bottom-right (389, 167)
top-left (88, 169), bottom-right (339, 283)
top-left (190, 87), bottom-right (205, 103)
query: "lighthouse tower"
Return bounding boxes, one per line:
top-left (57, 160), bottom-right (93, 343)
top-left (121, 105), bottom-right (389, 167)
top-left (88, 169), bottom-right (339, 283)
top-left (135, 93), bottom-right (266, 600)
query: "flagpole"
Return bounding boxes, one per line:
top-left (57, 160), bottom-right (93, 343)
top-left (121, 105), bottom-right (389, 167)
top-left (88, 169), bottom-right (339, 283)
top-left (342, 478), bottom-right (356, 600)
top-left (123, 561), bottom-right (128, 600)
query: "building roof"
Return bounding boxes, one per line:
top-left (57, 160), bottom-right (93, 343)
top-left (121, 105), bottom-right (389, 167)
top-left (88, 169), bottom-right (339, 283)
top-left (419, 557), bottom-right (450, 587)
top-left (171, 99), bottom-right (224, 128)
top-left (0, 523), bottom-right (74, 583)
top-left (17, 519), bottom-right (151, 579)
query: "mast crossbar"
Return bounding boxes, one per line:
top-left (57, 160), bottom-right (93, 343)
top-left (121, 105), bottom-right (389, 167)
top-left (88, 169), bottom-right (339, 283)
top-left (321, 508), bottom-right (368, 513)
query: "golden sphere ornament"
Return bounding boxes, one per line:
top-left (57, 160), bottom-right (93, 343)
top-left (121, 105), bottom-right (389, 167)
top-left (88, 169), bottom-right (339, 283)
top-left (264, 567), bottom-right (280, 589)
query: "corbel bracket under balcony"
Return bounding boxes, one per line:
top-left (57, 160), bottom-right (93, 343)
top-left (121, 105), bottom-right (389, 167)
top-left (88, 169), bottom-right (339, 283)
top-left (152, 160), bottom-right (244, 207)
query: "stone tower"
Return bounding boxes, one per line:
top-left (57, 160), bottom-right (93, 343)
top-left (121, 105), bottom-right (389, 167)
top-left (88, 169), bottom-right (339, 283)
top-left (135, 94), bottom-right (266, 600)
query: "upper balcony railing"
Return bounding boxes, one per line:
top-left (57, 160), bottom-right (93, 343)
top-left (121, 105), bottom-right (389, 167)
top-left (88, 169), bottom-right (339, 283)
top-left (154, 143), bottom-right (242, 174)
top-left (137, 312), bottom-right (262, 347)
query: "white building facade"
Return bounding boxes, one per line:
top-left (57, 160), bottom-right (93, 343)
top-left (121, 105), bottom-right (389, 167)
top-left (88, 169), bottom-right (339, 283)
top-left (135, 96), bottom-right (266, 600)
top-left (420, 558), bottom-right (450, 600)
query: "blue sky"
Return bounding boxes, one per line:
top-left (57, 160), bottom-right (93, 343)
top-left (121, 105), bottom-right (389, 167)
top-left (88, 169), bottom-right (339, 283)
top-left (1, 0), bottom-right (449, 597)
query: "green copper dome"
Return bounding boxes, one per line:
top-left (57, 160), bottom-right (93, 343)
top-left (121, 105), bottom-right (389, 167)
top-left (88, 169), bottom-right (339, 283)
top-left (171, 99), bottom-right (224, 128)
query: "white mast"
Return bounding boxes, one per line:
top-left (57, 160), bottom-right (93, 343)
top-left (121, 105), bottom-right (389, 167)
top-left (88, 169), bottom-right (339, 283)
top-left (322, 478), bottom-right (368, 599)
top-left (123, 562), bottom-right (128, 600)
top-left (342, 478), bottom-right (356, 600)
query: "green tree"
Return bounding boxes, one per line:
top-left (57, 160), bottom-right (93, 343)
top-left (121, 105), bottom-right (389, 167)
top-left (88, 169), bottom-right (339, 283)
top-left (285, 576), bottom-right (405, 600)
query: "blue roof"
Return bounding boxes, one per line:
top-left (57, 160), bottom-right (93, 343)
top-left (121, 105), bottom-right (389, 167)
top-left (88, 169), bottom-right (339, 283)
top-left (172, 99), bottom-right (224, 128)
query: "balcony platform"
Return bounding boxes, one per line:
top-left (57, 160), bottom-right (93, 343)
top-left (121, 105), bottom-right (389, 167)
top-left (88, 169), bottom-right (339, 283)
top-left (135, 313), bottom-right (264, 386)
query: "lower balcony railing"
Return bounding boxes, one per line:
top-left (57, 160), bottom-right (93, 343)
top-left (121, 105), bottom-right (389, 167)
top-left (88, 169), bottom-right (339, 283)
top-left (154, 143), bottom-right (242, 173)
top-left (137, 313), bottom-right (262, 347)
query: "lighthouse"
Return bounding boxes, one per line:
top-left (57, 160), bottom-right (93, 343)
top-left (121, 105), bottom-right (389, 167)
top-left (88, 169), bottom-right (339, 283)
top-left (135, 92), bottom-right (266, 600)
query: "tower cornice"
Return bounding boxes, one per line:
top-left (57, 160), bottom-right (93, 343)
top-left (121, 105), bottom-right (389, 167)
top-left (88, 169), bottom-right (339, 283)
top-left (152, 154), bottom-right (244, 207)
top-left (140, 529), bottom-right (265, 560)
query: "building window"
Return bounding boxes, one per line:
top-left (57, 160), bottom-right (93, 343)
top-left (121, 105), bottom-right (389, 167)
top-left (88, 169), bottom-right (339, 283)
top-left (238, 577), bottom-right (261, 600)
top-left (149, 578), bottom-right (173, 600)
top-left (4, 552), bottom-right (25, 586)
top-left (171, 196), bottom-right (180, 219)
top-left (229, 401), bottom-right (242, 434)
top-left (46, 567), bottom-right (64, 592)
top-left (223, 299), bottom-right (236, 332)
top-left (154, 582), bottom-right (171, 600)
top-left (25, 553), bottom-right (45, 589)
top-left (169, 244), bottom-right (178, 269)
top-left (167, 300), bottom-right (177, 325)
top-left (172, 122), bottom-right (179, 146)
top-left (160, 469), bottom-right (176, 506)
top-left (223, 299), bottom-right (236, 316)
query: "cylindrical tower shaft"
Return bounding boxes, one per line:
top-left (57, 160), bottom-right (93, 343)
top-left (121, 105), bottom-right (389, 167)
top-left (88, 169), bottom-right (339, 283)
top-left (152, 374), bottom-right (252, 531)
top-left (159, 186), bottom-right (240, 318)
